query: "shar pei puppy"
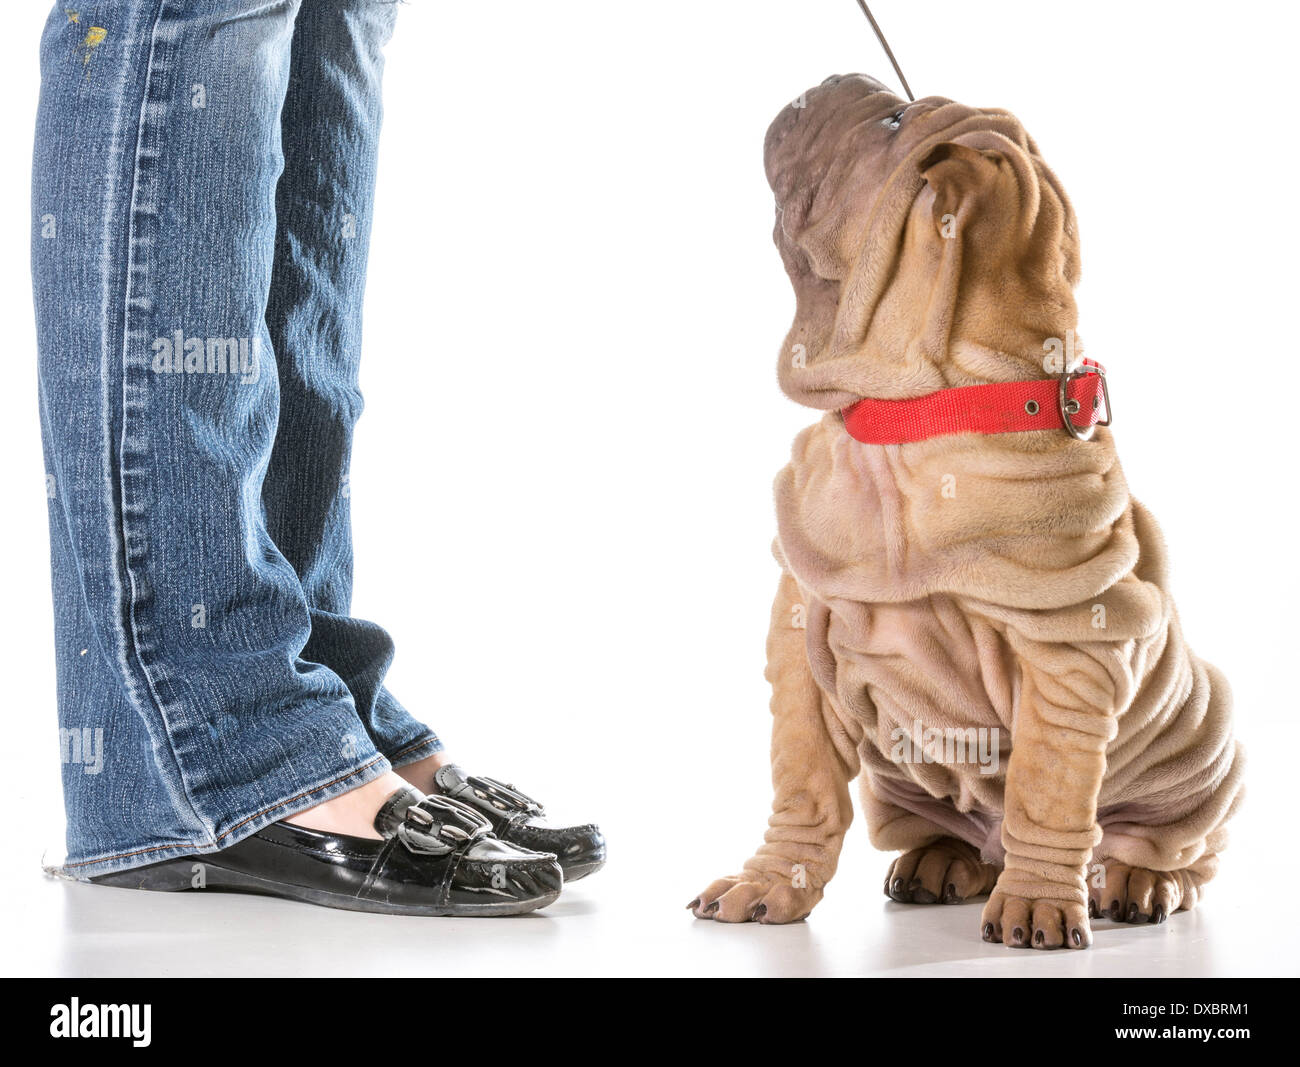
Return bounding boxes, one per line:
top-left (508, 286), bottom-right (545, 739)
top-left (689, 75), bottom-right (1244, 949)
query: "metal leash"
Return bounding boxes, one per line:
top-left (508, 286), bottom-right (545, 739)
top-left (854, 1), bottom-right (914, 101)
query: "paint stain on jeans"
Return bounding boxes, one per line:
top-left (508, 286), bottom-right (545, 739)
top-left (82, 25), bottom-right (106, 65)
top-left (65, 12), bottom-right (106, 69)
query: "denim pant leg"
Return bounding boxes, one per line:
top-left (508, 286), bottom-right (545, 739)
top-left (263, 0), bottom-right (440, 770)
top-left (32, 0), bottom-right (393, 878)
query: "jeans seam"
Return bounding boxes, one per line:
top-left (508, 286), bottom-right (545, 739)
top-left (107, 0), bottom-right (213, 842)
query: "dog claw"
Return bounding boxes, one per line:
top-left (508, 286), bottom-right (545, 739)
top-left (982, 922), bottom-right (997, 942)
top-left (1153, 904), bottom-right (1167, 924)
top-left (1088, 898), bottom-right (1099, 919)
top-left (942, 883), bottom-right (960, 905)
top-left (909, 880), bottom-right (938, 904)
top-left (686, 898), bottom-right (700, 911)
top-left (1071, 928), bottom-right (1083, 947)
top-left (1011, 925), bottom-right (1025, 946)
top-left (1033, 929), bottom-right (1045, 947)
top-left (704, 901), bottom-right (719, 916)
top-left (753, 903), bottom-right (767, 921)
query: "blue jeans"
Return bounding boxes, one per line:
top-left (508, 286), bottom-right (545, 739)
top-left (32, 0), bottom-right (440, 879)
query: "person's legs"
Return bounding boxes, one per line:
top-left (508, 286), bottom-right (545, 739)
top-left (33, 0), bottom-right (396, 877)
top-left (260, 0), bottom-right (443, 778)
top-left (250, 4), bottom-right (600, 869)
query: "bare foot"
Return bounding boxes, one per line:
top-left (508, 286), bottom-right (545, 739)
top-left (394, 750), bottom-right (455, 794)
top-left (284, 770), bottom-right (413, 839)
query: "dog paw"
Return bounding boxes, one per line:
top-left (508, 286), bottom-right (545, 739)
top-left (883, 837), bottom-right (999, 904)
top-left (687, 872), bottom-right (822, 924)
top-left (980, 889), bottom-right (1090, 950)
top-left (1088, 861), bottom-right (1195, 924)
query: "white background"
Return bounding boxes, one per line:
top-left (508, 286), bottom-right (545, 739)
top-left (2, 0), bottom-right (1297, 976)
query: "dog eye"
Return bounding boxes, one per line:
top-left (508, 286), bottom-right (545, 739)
top-left (882, 110), bottom-right (904, 130)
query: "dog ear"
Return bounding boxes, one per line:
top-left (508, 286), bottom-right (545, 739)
top-left (918, 141), bottom-right (1007, 233)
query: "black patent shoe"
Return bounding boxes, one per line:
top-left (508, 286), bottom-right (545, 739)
top-left (431, 764), bottom-right (606, 881)
top-left (91, 787), bottom-right (563, 916)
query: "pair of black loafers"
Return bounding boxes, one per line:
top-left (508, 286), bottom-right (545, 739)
top-left (92, 765), bottom-right (605, 916)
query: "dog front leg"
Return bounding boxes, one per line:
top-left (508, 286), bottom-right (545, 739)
top-left (982, 643), bottom-right (1114, 950)
top-left (690, 571), bottom-right (857, 924)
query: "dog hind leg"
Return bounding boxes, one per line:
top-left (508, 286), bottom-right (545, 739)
top-left (884, 836), bottom-right (1000, 904)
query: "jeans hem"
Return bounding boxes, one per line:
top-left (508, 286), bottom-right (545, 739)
top-left (385, 731), bottom-right (443, 769)
top-left (54, 752), bottom-right (393, 881)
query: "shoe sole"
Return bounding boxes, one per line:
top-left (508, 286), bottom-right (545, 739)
top-left (92, 859), bottom-right (560, 917)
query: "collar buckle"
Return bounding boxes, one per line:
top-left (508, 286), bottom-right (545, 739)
top-left (1058, 361), bottom-right (1111, 441)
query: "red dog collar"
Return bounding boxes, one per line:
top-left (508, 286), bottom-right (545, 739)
top-left (840, 360), bottom-right (1111, 444)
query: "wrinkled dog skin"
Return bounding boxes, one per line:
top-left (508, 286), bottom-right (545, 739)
top-left (689, 76), bottom-right (1244, 949)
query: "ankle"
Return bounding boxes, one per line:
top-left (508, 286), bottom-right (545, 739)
top-left (395, 751), bottom-right (455, 795)
top-left (284, 770), bottom-right (413, 839)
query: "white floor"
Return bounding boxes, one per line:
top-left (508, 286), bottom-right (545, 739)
top-left (8, 827), bottom-right (1291, 977)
